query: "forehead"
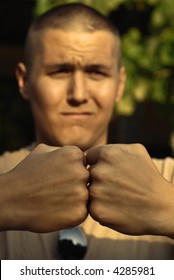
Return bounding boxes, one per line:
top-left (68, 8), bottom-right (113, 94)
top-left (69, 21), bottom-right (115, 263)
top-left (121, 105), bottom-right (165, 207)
top-left (34, 29), bottom-right (119, 67)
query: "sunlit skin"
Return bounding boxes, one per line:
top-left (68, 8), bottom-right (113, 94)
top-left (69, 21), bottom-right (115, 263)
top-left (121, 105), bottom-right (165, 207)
top-left (16, 29), bottom-right (125, 152)
top-left (1, 27), bottom-right (174, 239)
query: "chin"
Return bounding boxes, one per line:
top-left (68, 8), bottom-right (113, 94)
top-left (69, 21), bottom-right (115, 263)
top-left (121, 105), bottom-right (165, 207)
top-left (65, 141), bottom-right (90, 151)
top-left (57, 137), bottom-right (92, 151)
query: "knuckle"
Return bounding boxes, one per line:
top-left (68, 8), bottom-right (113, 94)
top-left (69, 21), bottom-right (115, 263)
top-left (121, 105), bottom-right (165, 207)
top-left (89, 184), bottom-right (100, 199)
top-left (76, 213), bottom-right (87, 225)
top-left (72, 204), bottom-right (88, 225)
top-left (73, 166), bottom-right (89, 183)
top-left (88, 201), bottom-right (102, 222)
top-left (63, 145), bottom-right (83, 161)
top-left (90, 166), bottom-right (104, 182)
top-left (132, 143), bottom-right (146, 153)
top-left (79, 187), bottom-right (89, 202)
top-left (82, 168), bottom-right (90, 182)
top-left (99, 145), bottom-right (114, 161)
top-left (73, 183), bottom-right (89, 203)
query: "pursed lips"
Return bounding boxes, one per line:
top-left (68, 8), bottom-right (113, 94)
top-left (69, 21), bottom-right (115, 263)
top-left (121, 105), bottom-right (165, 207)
top-left (60, 112), bottom-right (95, 119)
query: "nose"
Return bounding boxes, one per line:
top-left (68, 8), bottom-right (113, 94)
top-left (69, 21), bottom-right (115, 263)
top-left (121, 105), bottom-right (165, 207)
top-left (67, 71), bottom-right (88, 105)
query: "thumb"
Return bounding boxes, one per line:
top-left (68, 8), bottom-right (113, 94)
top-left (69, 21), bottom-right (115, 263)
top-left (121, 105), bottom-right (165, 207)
top-left (86, 147), bottom-right (100, 166)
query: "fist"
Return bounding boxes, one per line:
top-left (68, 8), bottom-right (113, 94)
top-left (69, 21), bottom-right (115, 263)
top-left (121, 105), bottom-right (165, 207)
top-left (6, 144), bottom-right (89, 232)
top-left (86, 144), bottom-right (171, 236)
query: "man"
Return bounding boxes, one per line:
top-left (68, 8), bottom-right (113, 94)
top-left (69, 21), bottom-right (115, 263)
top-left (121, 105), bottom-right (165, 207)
top-left (0, 3), bottom-right (174, 259)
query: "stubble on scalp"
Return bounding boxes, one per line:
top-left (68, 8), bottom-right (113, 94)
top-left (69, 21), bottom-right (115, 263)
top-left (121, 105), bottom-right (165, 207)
top-left (24, 3), bottom-right (122, 71)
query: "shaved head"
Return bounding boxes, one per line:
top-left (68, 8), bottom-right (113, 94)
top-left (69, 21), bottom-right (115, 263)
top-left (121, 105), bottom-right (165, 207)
top-left (24, 3), bottom-right (122, 70)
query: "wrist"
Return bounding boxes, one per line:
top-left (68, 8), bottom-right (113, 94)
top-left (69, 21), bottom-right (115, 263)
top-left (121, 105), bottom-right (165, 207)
top-left (151, 180), bottom-right (174, 239)
top-left (0, 172), bottom-right (12, 230)
top-left (0, 171), bottom-right (23, 231)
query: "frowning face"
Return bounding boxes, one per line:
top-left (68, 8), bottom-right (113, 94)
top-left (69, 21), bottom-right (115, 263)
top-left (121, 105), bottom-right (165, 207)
top-left (17, 29), bottom-right (125, 151)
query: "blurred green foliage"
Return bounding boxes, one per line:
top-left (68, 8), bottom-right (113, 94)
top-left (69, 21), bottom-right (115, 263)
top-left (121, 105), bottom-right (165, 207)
top-left (34, 0), bottom-right (174, 115)
top-left (33, 0), bottom-right (123, 15)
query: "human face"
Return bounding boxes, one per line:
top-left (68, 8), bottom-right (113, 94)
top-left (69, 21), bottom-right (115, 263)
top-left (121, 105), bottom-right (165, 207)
top-left (17, 29), bottom-right (125, 151)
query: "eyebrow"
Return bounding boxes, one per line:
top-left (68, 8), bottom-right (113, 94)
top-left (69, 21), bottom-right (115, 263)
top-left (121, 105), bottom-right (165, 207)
top-left (85, 64), bottom-right (112, 71)
top-left (45, 63), bottom-right (74, 70)
top-left (45, 62), bottom-right (112, 71)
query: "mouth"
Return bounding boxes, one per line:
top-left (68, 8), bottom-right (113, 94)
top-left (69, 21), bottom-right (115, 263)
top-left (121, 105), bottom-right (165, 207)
top-left (61, 112), bottom-right (94, 119)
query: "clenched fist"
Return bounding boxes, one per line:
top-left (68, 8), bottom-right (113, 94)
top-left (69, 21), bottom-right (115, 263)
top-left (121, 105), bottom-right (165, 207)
top-left (1, 144), bottom-right (89, 232)
top-left (87, 144), bottom-right (174, 237)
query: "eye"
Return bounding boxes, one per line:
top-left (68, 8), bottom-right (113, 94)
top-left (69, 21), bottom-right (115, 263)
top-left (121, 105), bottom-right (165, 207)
top-left (49, 64), bottom-right (73, 78)
top-left (87, 69), bottom-right (107, 80)
top-left (49, 67), bottom-right (72, 78)
top-left (57, 68), bottom-right (71, 73)
top-left (85, 65), bottom-right (110, 80)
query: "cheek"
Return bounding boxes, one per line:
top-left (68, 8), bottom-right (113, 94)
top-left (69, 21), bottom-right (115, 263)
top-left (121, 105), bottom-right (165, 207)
top-left (94, 83), bottom-right (117, 113)
top-left (29, 78), bottom-right (63, 107)
top-left (102, 100), bottom-right (115, 121)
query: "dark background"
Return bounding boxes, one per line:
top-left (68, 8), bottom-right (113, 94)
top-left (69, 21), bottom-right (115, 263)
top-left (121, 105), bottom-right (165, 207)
top-left (0, 0), bottom-right (35, 153)
top-left (0, 0), bottom-right (173, 157)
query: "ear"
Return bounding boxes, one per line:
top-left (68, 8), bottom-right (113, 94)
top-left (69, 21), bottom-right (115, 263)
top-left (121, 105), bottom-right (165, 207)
top-left (15, 62), bottom-right (30, 100)
top-left (115, 66), bottom-right (126, 103)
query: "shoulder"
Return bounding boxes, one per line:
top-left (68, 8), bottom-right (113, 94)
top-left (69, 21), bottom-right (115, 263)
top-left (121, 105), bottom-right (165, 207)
top-left (0, 143), bottom-right (35, 173)
top-left (153, 157), bottom-right (174, 183)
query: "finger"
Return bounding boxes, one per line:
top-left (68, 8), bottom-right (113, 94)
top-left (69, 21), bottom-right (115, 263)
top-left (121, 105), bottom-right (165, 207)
top-left (82, 153), bottom-right (88, 168)
top-left (86, 146), bottom-right (101, 166)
